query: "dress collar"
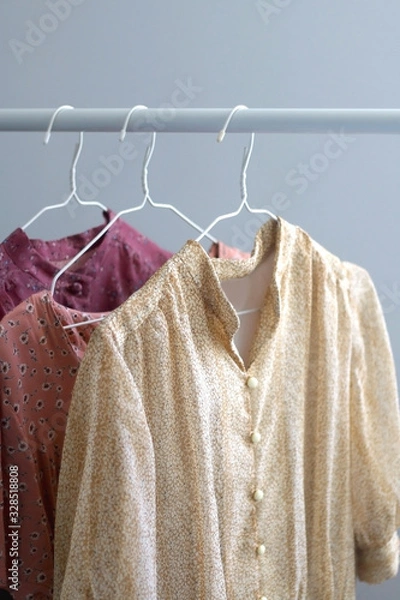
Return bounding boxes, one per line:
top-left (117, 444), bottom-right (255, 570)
top-left (176, 216), bottom-right (298, 351)
top-left (3, 211), bottom-right (114, 283)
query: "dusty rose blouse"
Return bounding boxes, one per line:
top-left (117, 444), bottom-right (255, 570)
top-left (0, 292), bottom-right (109, 599)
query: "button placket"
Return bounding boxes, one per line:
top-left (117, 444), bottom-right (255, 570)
top-left (245, 372), bottom-right (266, 599)
top-left (247, 374), bottom-right (262, 507)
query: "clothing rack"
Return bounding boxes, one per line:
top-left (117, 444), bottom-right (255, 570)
top-left (1, 108), bottom-right (400, 133)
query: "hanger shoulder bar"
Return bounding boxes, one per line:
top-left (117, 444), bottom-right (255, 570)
top-left (1, 108), bottom-right (400, 134)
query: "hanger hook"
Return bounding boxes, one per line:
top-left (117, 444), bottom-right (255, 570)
top-left (141, 132), bottom-right (156, 198)
top-left (217, 104), bottom-right (248, 143)
top-left (195, 105), bottom-right (274, 244)
top-left (119, 104), bottom-right (155, 201)
top-left (240, 131), bottom-right (255, 203)
top-left (70, 132), bottom-right (84, 194)
top-left (43, 105), bottom-right (74, 145)
top-left (44, 105), bottom-right (84, 202)
top-left (120, 105), bottom-right (148, 141)
top-left (118, 116), bottom-right (217, 242)
top-left (217, 105), bottom-right (255, 203)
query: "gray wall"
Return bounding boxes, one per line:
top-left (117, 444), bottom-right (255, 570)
top-left (1, 1), bottom-right (399, 597)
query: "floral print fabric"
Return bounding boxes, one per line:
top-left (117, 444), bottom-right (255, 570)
top-left (0, 224), bottom-right (248, 599)
top-left (0, 210), bottom-right (173, 321)
top-left (54, 217), bottom-right (400, 599)
top-left (0, 292), bottom-right (107, 599)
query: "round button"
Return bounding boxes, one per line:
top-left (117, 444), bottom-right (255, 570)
top-left (246, 376), bottom-right (259, 389)
top-left (250, 431), bottom-right (261, 444)
top-left (253, 489), bottom-right (264, 502)
top-left (260, 596), bottom-right (267, 600)
top-left (256, 544), bottom-right (266, 556)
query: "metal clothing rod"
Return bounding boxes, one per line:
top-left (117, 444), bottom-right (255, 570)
top-left (1, 108), bottom-right (400, 134)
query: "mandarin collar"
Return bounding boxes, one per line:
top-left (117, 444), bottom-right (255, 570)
top-left (176, 217), bottom-right (298, 343)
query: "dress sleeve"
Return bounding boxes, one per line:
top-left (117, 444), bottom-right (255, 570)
top-left (346, 263), bottom-right (400, 584)
top-left (54, 324), bottom-right (157, 600)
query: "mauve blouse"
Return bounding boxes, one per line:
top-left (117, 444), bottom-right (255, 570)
top-left (0, 210), bottom-right (173, 320)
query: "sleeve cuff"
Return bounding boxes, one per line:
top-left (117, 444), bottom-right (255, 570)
top-left (356, 531), bottom-right (400, 584)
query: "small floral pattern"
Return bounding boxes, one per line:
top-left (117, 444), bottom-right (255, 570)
top-left (0, 226), bottom-right (247, 599)
top-left (0, 292), bottom-right (106, 598)
top-left (55, 218), bottom-right (400, 599)
top-left (0, 209), bottom-right (173, 321)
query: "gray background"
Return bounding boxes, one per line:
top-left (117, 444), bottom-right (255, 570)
top-left (1, 1), bottom-right (399, 597)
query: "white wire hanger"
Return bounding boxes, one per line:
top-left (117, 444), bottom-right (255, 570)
top-left (56, 104), bottom-right (218, 296)
top-left (196, 105), bottom-right (277, 245)
top-left (196, 105), bottom-right (278, 317)
top-left (22, 105), bottom-right (107, 230)
top-left (59, 104), bottom-right (217, 329)
top-left (119, 105), bottom-right (217, 242)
